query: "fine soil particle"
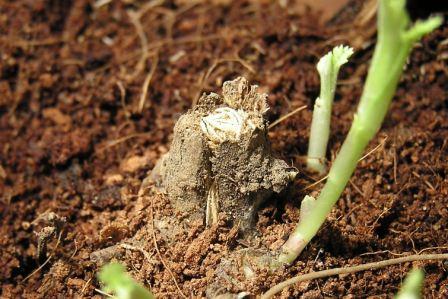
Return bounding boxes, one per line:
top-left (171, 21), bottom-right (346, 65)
top-left (0, 0), bottom-right (447, 298)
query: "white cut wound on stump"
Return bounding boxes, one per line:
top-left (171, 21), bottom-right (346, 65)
top-left (200, 107), bottom-right (255, 147)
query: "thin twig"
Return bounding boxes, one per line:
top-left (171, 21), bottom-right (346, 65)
top-left (93, 0), bottom-right (112, 8)
top-left (359, 250), bottom-right (408, 257)
top-left (95, 32), bottom-right (249, 75)
top-left (98, 133), bottom-right (152, 151)
top-left (261, 253), bottom-right (448, 299)
top-left (127, 11), bottom-right (149, 79)
top-left (269, 105), bottom-right (307, 129)
top-left (80, 276), bottom-right (93, 296)
top-left (120, 243), bottom-right (157, 264)
top-left (135, 0), bottom-right (165, 19)
top-left (70, 238), bottom-right (78, 259)
top-left (301, 136), bottom-right (387, 192)
top-left (358, 136), bottom-right (388, 162)
top-left (138, 54), bottom-right (159, 113)
top-left (22, 230), bottom-right (64, 282)
top-left (367, 207), bottom-right (391, 233)
top-left (300, 175), bottom-right (329, 192)
top-left (349, 178), bottom-right (365, 197)
top-left (116, 81), bottom-right (130, 119)
top-left (151, 2), bottom-right (200, 42)
top-left (149, 196), bottom-right (187, 298)
top-left (95, 288), bottom-right (115, 298)
top-left (127, 0), bottom-right (164, 81)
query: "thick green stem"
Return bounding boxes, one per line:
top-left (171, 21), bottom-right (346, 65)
top-left (279, 117), bottom-right (373, 263)
top-left (279, 0), bottom-right (442, 264)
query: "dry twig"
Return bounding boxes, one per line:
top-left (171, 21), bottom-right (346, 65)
top-left (269, 105), bottom-right (307, 129)
top-left (149, 193), bottom-right (187, 298)
top-left (358, 136), bottom-right (388, 162)
top-left (98, 132), bottom-right (152, 151)
top-left (138, 54), bottom-right (159, 113)
top-left (300, 175), bottom-right (329, 192)
top-left (94, 288), bottom-right (114, 298)
top-left (116, 81), bottom-right (130, 119)
top-left (80, 276), bottom-right (93, 296)
top-left (22, 230), bottom-right (64, 283)
top-left (261, 253), bottom-right (448, 298)
top-left (126, 1), bottom-right (164, 79)
top-left (301, 135), bottom-right (388, 192)
top-left (127, 9), bottom-right (149, 79)
top-left (120, 243), bottom-right (157, 264)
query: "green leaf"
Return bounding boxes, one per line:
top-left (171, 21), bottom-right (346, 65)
top-left (98, 263), bottom-right (155, 299)
top-left (395, 268), bottom-right (424, 299)
top-left (403, 16), bottom-right (443, 43)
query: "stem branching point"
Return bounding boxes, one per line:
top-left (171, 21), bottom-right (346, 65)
top-left (279, 0), bottom-right (442, 264)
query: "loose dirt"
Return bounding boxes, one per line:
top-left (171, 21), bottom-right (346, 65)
top-left (1, 0), bottom-right (447, 298)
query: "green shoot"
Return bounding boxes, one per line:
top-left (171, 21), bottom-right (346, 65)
top-left (278, 0), bottom-right (442, 264)
top-left (98, 263), bottom-right (155, 299)
top-left (307, 45), bottom-right (353, 174)
top-left (395, 268), bottom-right (424, 299)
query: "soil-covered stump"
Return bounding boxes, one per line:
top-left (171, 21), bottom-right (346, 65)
top-left (152, 77), bottom-right (296, 233)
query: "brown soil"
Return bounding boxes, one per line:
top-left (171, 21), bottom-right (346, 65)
top-left (0, 0), bottom-right (447, 298)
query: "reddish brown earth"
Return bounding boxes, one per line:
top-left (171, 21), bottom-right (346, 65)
top-left (1, 0), bottom-right (447, 298)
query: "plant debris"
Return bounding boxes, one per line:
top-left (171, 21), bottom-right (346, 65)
top-left (151, 77), bottom-right (297, 232)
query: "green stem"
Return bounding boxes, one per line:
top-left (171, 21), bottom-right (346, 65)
top-left (279, 0), bottom-right (442, 264)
